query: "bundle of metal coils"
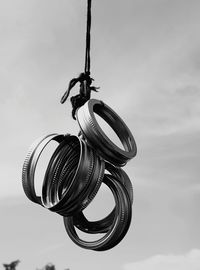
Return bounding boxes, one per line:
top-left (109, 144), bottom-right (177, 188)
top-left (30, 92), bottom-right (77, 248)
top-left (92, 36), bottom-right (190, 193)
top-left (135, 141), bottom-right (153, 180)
top-left (22, 99), bottom-right (137, 251)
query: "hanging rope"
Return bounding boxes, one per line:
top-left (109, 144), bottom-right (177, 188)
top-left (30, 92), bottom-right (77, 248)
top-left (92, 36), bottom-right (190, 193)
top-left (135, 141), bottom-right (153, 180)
top-left (60, 0), bottom-right (99, 119)
top-left (84, 0), bottom-right (91, 75)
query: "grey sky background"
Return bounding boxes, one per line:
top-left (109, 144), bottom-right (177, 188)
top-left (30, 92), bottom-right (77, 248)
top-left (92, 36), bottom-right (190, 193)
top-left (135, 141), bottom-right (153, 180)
top-left (0, 0), bottom-right (200, 270)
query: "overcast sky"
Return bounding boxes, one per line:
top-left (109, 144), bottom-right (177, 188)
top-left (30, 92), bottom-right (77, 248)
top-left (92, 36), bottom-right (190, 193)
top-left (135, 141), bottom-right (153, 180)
top-left (0, 0), bottom-right (200, 270)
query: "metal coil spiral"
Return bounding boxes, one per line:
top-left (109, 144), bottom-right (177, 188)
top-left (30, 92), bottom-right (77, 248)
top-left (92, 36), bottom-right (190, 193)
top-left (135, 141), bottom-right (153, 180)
top-left (22, 99), bottom-right (137, 251)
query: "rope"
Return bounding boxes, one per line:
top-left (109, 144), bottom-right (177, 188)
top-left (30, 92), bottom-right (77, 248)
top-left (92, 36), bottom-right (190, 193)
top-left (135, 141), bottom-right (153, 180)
top-left (85, 0), bottom-right (91, 75)
top-left (61, 0), bottom-right (99, 120)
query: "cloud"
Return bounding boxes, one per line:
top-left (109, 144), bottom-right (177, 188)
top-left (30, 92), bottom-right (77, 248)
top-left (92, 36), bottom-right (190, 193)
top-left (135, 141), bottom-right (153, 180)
top-left (123, 250), bottom-right (200, 270)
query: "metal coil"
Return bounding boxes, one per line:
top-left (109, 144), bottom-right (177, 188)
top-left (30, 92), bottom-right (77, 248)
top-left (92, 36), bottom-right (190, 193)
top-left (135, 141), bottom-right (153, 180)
top-left (22, 134), bottom-right (105, 217)
top-left (73, 162), bottom-right (133, 234)
top-left (42, 135), bottom-right (105, 216)
top-left (76, 99), bottom-right (137, 166)
top-left (22, 134), bottom-right (65, 205)
top-left (22, 98), bottom-right (136, 251)
top-left (63, 174), bottom-right (132, 251)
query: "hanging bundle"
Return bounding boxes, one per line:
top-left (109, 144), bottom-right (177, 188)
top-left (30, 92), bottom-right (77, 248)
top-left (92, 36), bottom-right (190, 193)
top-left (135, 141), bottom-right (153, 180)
top-left (22, 0), bottom-right (137, 251)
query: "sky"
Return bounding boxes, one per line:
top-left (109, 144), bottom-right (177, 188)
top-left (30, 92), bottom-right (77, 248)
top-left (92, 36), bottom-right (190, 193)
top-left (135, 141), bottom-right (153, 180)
top-left (0, 0), bottom-right (200, 269)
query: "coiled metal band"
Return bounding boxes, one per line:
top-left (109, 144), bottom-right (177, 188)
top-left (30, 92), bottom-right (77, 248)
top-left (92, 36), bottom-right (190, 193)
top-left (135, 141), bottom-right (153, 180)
top-left (73, 162), bottom-right (133, 234)
top-left (22, 98), bottom-right (136, 251)
top-left (42, 135), bottom-right (105, 217)
top-left (63, 174), bottom-right (132, 251)
top-left (76, 99), bottom-right (137, 166)
top-left (22, 133), bottom-right (105, 217)
top-left (22, 134), bottom-right (65, 205)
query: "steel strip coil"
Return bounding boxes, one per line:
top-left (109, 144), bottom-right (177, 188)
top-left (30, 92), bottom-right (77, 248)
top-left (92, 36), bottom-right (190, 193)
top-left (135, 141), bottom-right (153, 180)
top-left (73, 162), bottom-right (133, 234)
top-left (41, 135), bottom-right (105, 217)
top-left (76, 99), bottom-right (137, 166)
top-left (63, 175), bottom-right (132, 251)
top-left (42, 141), bottom-right (79, 207)
top-left (22, 133), bottom-right (65, 205)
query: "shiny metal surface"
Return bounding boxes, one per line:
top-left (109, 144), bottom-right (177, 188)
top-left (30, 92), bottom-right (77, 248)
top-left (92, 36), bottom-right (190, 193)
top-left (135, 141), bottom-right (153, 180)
top-left (41, 135), bottom-right (105, 216)
top-left (22, 98), bottom-right (136, 250)
top-left (73, 162), bottom-right (133, 234)
top-left (63, 174), bottom-right (132, 251)
top-left (22, 133), bottom-right (65, 205)
top-left (76, 99), bottom-right (137, 166)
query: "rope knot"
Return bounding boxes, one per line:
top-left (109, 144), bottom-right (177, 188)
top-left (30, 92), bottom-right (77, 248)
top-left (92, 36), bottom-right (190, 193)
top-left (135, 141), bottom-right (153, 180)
top-left (60, 0), bottom-right (97, 120)
top-left (60, 72), bottom-right (99, 119)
